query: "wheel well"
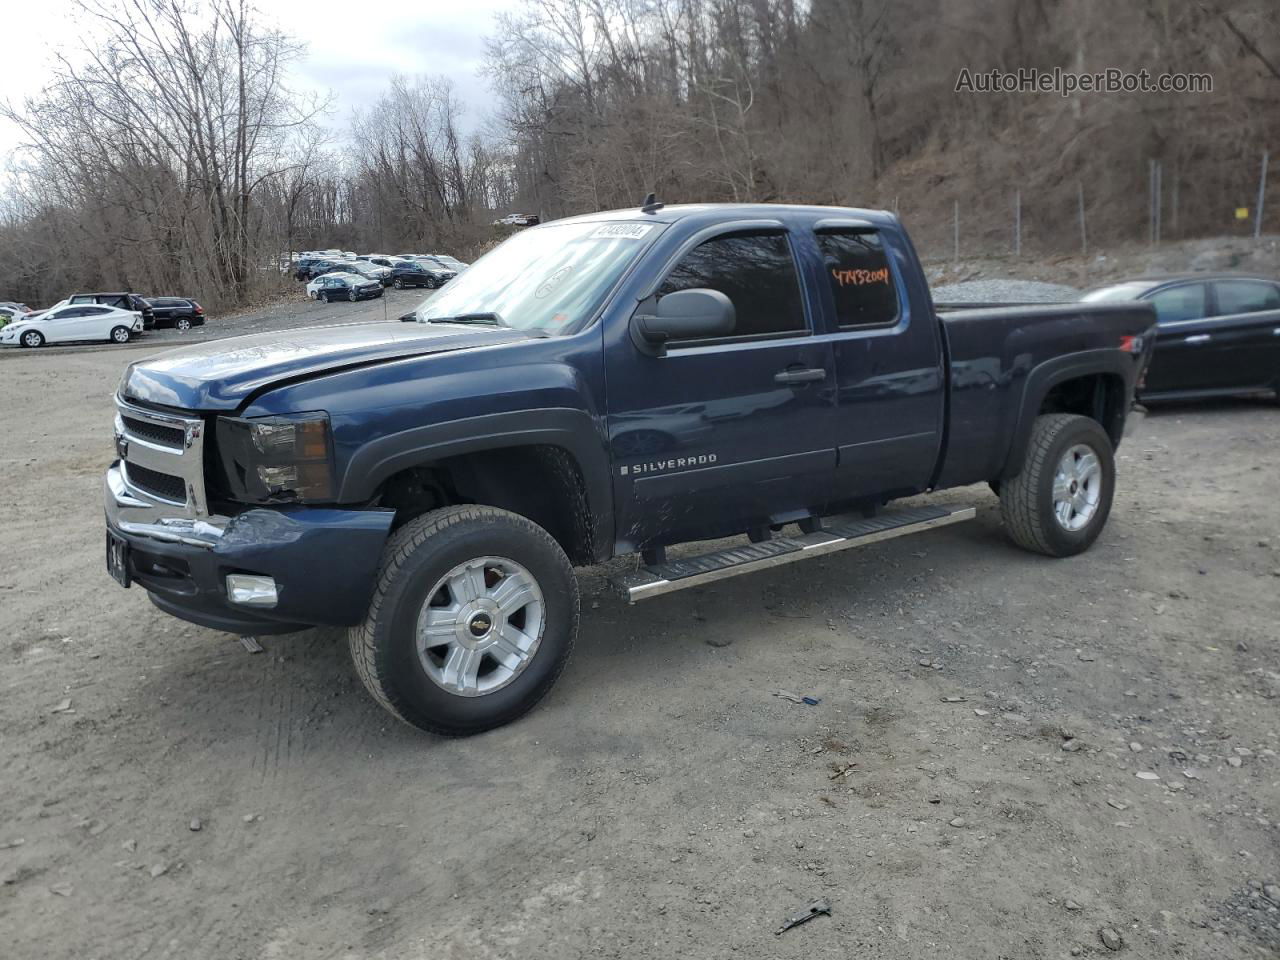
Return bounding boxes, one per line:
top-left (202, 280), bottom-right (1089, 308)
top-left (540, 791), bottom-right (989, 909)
top-left (1038, 373), bottom-right (1125, 447)
top-left (374, 444), bottom-right (596, 565)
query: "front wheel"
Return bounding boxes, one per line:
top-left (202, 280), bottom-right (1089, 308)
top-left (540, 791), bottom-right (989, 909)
top-left (999, 413), bottom-right (1115, 557)
top-left (349, 505), bottom-right (579, 736)
top-left (348, 288), bottom-right (358, 302)
top-left (110, 325), bottom-right (131, 344)
top-left (21, 329), bottom-right (45, 348)
top-left (393, 277), bottom-right (404, 289)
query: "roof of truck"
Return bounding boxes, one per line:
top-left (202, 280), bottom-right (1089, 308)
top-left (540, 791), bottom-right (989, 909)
top-left (552, 202), bottom-right (897, 227)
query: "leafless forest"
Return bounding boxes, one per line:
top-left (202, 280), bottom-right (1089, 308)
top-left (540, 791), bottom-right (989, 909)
top-left (0, 0), bottom-right (1276, 309)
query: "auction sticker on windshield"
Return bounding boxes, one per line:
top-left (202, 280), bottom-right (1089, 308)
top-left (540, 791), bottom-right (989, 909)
top-left (590, 223), bottom-right (654, 240)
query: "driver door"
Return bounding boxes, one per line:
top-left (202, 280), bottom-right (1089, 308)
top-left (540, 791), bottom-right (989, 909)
top-left (604, 227), bottom-right (837, 551)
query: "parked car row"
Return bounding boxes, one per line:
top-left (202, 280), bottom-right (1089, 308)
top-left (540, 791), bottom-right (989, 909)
top-left (0, 290), bottom-right (206, 348)
top-left (291, 250), bottom-right (470, 300)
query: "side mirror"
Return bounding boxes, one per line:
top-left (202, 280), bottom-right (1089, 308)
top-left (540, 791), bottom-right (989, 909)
top-left (398, 312), bottom-right (418, 322)
top-left (631, 288), bottom-right (735, 355)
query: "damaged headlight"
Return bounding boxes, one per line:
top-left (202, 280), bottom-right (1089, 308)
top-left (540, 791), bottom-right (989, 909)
top-left (215, 413), bottom-right (336, 503)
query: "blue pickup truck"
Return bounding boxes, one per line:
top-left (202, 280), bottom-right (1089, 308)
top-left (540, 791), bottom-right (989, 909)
top-left (105, 201), bottom-right (1155, 734)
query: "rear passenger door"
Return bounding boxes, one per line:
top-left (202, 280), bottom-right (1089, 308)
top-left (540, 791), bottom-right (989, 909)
top-left (814, 225), bottom-right (944, 502)
top-left (1206, 280), bottom-right (1280, 389)
top-left (604, 227), bottom-right (836, 549)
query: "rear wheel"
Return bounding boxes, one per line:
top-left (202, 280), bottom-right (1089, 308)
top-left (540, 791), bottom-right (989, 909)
top-left (175, 317), bottom-right (191, 331)
top-left (999, 413), bottom-right (1115, 557)
top-left (21, 329), bottom-right (44, 348)
top-left (349, 505), bottom-right (579, 736)
top-left (110, 325), bottom-right (131, 344)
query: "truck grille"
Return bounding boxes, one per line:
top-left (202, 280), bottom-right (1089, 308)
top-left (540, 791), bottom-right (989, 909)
top-left (121, 415), bottom-right (184, 449)
top-left (114, 397), bottom-right (209, 518)
top-left (125, 463), bottom-right (187, 503)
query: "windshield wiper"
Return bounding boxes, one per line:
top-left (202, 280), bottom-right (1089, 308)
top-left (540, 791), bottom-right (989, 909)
top-left (426, 312), bottom-right (507, 327)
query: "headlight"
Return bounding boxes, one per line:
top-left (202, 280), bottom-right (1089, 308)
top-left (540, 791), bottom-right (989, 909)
top-left (215, 413), bottom-right (336, 503)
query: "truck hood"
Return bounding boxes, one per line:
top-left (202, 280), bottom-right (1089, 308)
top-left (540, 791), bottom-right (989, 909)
top-left (120, 321), bottom-right (532, 410)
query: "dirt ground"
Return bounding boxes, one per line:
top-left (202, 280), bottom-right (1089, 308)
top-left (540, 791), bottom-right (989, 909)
top-left (1, 340), bottom-right (1279, 959)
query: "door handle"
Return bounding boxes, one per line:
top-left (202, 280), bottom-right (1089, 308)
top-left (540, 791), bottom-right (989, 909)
top-left (774, 367), bottom-right (827, 385)
top-left (1184, 334), bottom-right (1211, 344)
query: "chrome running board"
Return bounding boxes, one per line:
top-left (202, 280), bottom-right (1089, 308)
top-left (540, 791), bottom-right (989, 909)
top-left (612, 504), bottom-right (976, 603)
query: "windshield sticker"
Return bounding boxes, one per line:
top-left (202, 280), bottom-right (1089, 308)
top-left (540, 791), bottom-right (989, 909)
top-left (831, 267), bottom-right (890, 287)
top-left (590, 223), bottom-right (654, 241)
top-left (535, 265), bottom-right (574, 298)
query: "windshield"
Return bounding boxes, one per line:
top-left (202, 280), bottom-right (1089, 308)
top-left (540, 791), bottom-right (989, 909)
top-left (1081, 282), bottom-right (1154, 302)
top-left (412, 220), bottom-right (660, 334)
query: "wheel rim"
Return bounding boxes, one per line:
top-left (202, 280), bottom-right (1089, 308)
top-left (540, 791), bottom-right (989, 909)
top-left (415, 556), bottom-right (545, 697)
top-left (1052, 443), bottom-right (1103, 532)
top-left (113, 328), bottom-right (129, 342)
top-left (177, 318), bottom-right (190, 330)
top-left (23, 332), bottom-right (40, 346)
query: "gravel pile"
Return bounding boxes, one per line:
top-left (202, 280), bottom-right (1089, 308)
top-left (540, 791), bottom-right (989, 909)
top-left (932, 278), bottom-right (1081, 305)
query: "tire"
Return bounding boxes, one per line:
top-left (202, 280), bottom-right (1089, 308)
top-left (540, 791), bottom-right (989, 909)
top-left (175, 317), bottom-right (191, 331)
top-left (110, 325), bottom-right (131, 344)
top-left (393, 277), bottom-right (404, 289)
top-left (999, 413), bottom-right (1115, 557)
top-left (21, 329), bottom-right (44, 348)
top-left (348, 288), bottom-right (358, 302)
top-left (349, 505), bottom-right (579, 736)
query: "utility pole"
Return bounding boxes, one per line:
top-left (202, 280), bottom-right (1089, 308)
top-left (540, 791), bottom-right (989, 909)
top-left (953, 200), bottom-right (959, 262)
top-left (1256, 150), bottom-right (1270, 241)
top-left (1014, 190), bottom-right (1021, 257)
top-left (1078, 182), bottom-right (1087, 256)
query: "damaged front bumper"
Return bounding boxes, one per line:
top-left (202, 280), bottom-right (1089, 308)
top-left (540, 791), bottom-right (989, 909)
top-left (105, 462), bottom-right (394, 634)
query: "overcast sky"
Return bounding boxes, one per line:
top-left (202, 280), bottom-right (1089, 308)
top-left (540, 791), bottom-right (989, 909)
top-left (0, 0), bottom-right (518, 168)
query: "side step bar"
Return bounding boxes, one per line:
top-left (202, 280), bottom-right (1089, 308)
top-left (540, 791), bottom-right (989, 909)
top-left (612, 504), bottom-right (976, 603)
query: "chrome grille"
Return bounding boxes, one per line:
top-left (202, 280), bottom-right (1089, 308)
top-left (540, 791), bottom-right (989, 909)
top-left (124, 463), bottom-right (187, 502)
top-left (121, 415), bottom-right (184, 449)
top-left (113, 397), bottom-right (209, 519)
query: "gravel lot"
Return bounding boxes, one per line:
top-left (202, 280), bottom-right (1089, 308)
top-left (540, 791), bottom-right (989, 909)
top-left (2, 315), bottom-right (1279, 959)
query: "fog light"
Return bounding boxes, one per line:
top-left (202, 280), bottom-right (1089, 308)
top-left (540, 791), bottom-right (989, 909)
top-left (226, 574), bottom-right (278, 608)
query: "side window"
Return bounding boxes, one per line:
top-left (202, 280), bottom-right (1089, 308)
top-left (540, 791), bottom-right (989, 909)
top-left (1147, 284), bottom-right (1206, 324)
top-left (1214, 280), bottom-right (1280, 316)
top-left (69, 296), bottom-right (92, 304)
top-left (53, 308), bottom-right (82, 319)
top-left (657, 231), bottom-right (805, 341)
top-left (816, 231), bottom-right (899, 328)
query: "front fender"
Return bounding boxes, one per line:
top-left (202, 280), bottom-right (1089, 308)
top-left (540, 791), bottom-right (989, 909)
top-left (336, 407), bottom-right (613, 540)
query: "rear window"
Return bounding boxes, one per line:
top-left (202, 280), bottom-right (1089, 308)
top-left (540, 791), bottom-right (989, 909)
top-left (816, 231), bottom-right (899, 328)
top-left (1215, 280), bottom-right (1280, 315)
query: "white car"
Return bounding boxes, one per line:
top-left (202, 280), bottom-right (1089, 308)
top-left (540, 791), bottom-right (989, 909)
top-left (0, 304), bottom-right (142, 347)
